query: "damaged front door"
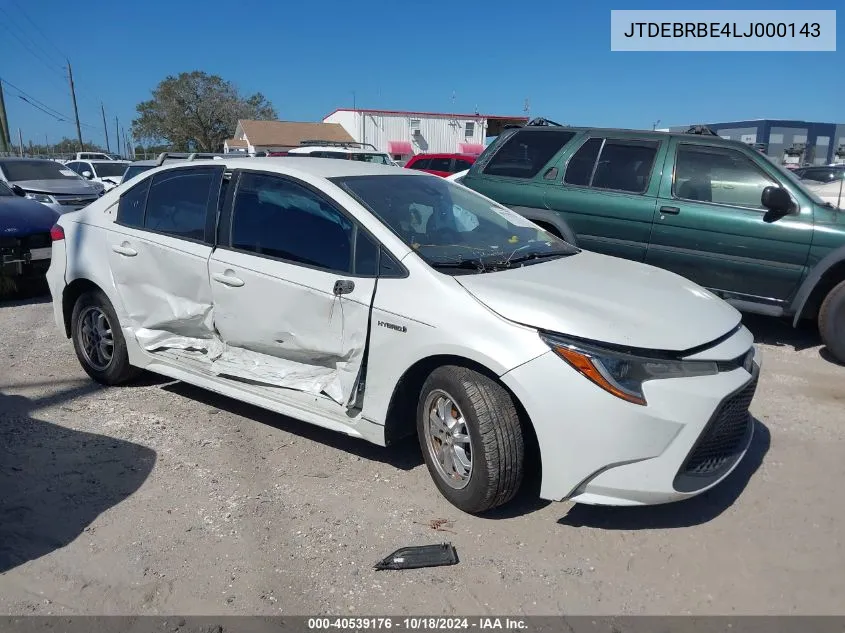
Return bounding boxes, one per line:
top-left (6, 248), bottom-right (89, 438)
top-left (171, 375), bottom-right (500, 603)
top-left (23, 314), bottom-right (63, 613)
top-left (107, 166), bottom-right (223, 349)
top-left (208, 171), bottom-right (378, 406)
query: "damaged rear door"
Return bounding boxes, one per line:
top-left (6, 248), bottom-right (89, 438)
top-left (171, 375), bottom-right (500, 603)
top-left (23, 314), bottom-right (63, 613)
top-left (107, 165), bottom-right (224, 349)
top-left (207, 170), bottom-right (380, 406)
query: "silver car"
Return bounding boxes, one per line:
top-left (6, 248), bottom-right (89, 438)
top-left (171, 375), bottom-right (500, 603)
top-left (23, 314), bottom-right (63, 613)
top-left (0, 158), bottom-right (105, 215)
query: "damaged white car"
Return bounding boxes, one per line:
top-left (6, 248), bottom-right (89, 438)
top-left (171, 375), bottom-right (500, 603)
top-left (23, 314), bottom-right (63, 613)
top-left (47, 158), bottom-right (761, 513)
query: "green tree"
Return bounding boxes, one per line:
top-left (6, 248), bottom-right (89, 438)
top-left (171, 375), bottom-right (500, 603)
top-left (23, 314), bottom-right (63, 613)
top-left (131, 71), bottom-right (277, 152)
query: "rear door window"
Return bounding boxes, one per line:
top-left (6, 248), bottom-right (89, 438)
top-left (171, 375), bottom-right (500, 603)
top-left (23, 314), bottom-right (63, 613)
top-left (564, 138), bottom-right (603, 186)
top-left (409, 157), bottom-right (431, 170)
top-left (143, 168), bottom-right (218, 241)
top-left (428, 157), bottom-right (452, 172)
top-left (482, 130), bottom-right (575, 179)
top-left (590, 139), bottom-right (659, 193)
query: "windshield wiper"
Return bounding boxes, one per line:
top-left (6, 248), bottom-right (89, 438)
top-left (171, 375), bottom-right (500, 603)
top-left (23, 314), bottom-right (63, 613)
top-left (429, 258), bottom-right (488, 272)
top-left (504, 251), bottom-right (572, 266)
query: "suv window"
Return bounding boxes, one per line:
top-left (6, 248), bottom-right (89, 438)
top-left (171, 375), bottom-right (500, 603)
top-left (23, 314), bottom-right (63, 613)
top-left (564, 138), bottom-right (603, 186)
top-left (799, 167), bottom-right (842, 183)
top-left (409, 157), bottom-right (431, 170)
top-left (454, 159), bottom-right (473, 171)
top-left (483, 130), bottom-right (575, 178)
top-left (230, 172), bottom-right (354, 273)
top-left (591, 139), bottom-right (658, 193)
top-left (429, 157), bottom-right (452, 172)
top-left (144, 168), bottom-right (216, 240)
top-left (117, 178), bottom-right (151, 228)
top-left (674, 145), bottom-right (777, 209)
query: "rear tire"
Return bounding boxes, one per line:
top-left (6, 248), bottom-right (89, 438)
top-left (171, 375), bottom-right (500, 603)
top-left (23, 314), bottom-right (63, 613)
top-left (819, 280), bottom-right (845, 363)
top-left (71, 289), bottom-right (140, 385)
top-left (417, 365), bottom-right (524, 513)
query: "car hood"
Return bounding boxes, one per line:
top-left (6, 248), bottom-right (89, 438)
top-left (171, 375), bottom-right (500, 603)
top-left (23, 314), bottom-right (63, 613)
top-left (0, 197), bottom-right (60, 235)
top-left (454, 251), bottom-right (741, 352)
top-left (11, 179), bottom-right (101, 195)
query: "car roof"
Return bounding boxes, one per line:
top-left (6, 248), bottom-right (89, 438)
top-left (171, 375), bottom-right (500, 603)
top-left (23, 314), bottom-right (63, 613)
top-left (163, 157), bottom-right (424, 178)
top-left (290, 146), bottom-right (388, 154)
top-left (85, 159), bottom-right (130, 164)
top-left (410, 153), bottom-right (477, 159)
top-left (507, 125), bottom-right (764, 150)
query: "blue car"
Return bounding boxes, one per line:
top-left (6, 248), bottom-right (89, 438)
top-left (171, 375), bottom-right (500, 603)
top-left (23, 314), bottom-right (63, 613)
top-left (1, 179), bottom-right (59, 285)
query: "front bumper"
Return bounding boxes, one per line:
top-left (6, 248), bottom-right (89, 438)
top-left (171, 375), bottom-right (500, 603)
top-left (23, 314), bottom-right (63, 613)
top-left (501, 334), bottom-right (761, 506)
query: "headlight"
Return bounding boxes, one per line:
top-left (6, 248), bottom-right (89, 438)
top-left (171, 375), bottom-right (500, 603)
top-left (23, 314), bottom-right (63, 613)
top-left (25, 193), bottom-right (54, 203)
top-left (540, 333), bottom-right (718, 406)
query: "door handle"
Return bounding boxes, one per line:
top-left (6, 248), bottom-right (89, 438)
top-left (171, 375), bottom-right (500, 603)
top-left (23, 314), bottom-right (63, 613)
top-left (333, 279), bottom-right (355, 296)
top-left (111, 243), bottom-right (137, 257)
top-left (212, 272), bottom-right (245, 287)
top-left (659, 206), bottom-right (681, 215)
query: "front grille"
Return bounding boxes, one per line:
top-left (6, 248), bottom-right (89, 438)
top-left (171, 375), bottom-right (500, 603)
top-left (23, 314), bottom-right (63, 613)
top-left (674, 375), bottom-right (757, 492)
top-left (56, 196), bottom-right (97, 206)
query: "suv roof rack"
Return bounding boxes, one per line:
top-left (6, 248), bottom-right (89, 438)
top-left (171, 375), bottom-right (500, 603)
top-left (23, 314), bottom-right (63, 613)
top-left (156, 152), bottom-right (229, 165)
top-left (525, 117), bottom-right (566, 127)
top-left (298, 139), bottom-right (378, 151)
top-left (685, 125), bottom-right (719, 136)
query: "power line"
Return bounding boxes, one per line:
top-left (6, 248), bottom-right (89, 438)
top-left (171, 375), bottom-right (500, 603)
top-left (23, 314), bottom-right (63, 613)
top-left (9, 0), bottom-right (69, 62)
top-left (0, 8), bottom-right (66, 81)
top-left (1, 77), bottom-right (99, 131)
top-left (18, 96), bottom-right (66, 121)
top-left (0, 77), bottom-right (69, 120)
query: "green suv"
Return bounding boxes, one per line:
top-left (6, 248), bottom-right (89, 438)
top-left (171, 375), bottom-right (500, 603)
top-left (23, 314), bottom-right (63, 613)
top-left (460, 121), bottom-right (845, 363)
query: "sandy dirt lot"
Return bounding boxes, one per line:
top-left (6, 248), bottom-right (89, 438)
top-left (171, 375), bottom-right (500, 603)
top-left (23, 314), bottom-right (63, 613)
top-left (1, 294), bottom-right (843, 616)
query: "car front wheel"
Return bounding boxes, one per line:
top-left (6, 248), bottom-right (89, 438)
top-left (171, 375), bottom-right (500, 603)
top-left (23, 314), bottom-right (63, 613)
top-left (819, 279), bottom-right (845, 363)
top-left (417, 365), bottom-right (525, 513)
top-left (71, 289), bottom-right (140, 385)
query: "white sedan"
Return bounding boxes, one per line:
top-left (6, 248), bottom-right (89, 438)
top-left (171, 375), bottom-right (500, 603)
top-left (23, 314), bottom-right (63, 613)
top-left (46, 158), bottom-right (761, 513)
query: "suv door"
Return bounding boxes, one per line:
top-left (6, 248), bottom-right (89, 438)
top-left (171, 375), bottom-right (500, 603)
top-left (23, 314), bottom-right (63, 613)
top-left (106, 166), bottom-right (223, 348)
top-left (208, 170), bottom-right (378, 406)
top-left (646, 140), bottom-right (812, 306)
top-left (543, 136), bottom-right (664, 261)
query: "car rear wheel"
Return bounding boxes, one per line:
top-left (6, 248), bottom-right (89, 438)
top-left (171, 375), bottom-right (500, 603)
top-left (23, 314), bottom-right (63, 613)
top-left (71, 289), bottom-right (140, 385)
top-left (417, 365), bottom-right (524, 513)
top-left (819, 279), bottom-right (845, 363)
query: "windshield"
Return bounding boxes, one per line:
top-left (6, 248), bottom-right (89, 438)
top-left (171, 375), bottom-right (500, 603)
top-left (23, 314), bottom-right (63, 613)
top-left (0, 180), bottom-right (13, 196)
top-left (334, 174), bottom-right (578, 273)
top-left (0, 159), bottom-right (83, 182)
top-left (766, 157), bottom-right (830, 206)
top-left (350, 153), bottom-right (393, 165)
top-left (122, 165), bottom-right (153, 181)
top-left (93, 162), bottom-right (129, 178)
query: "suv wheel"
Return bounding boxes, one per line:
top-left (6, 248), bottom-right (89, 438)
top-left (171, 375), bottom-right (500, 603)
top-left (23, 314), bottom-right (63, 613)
top-left (71, 289), bottom-right (140, 384)
top-left (417, 366), bottom-right (524, 513)
top-left (819, 280), bottom-right (845, 363)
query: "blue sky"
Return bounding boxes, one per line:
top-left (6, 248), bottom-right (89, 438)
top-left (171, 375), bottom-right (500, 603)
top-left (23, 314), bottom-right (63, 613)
top-left (1, 0), bottom-right (842, 149)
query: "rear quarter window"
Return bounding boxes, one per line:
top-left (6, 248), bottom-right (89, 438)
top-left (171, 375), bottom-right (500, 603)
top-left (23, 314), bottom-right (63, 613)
top-left (482, 130), bottom-right (575, 178)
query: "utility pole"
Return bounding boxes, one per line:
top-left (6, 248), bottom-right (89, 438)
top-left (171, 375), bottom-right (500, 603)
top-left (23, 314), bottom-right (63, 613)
top-left (45, 133), bottom-right (49, 156)
top-left (18, 128), bottom-right (23, 156)
top-left (0, 80), bottom-right (10, 153)
top-left (115, 116), bottom-right (120, 156)
top-left (66, 60), bottom-right (84, 151)
top-left (120, 126), bottom-right (125, 158)
top-left (101, 103), bottom-right (110, 152)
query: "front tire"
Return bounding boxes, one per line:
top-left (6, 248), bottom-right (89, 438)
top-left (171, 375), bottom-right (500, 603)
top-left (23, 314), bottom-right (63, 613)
top-left (71, 289), bottom-right (140, 385)
top-left (819, 280), bottom-right (845, 363)
top-left (417, 366), bottom-right (524, 513)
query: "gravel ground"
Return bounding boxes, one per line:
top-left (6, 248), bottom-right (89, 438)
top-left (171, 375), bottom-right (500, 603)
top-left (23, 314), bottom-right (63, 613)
top-left (1, 293), bottom-right (843, 616)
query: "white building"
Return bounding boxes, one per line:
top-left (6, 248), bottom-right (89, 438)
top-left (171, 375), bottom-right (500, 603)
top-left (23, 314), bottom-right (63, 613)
top-left (322, 108), bottom-right (528, 161)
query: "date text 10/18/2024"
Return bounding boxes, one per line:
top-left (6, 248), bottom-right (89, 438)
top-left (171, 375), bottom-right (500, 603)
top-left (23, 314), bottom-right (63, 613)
top-left (308, 617), bottom-right (528, 630)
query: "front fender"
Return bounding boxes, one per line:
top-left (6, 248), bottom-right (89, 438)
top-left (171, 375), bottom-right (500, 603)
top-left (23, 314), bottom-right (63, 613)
top-left (790, 243), bottom-right (845, 326)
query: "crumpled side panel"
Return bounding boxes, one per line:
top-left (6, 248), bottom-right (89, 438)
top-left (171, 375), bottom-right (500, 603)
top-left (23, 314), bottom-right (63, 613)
top-left (144, 336), bottom-right (344, 403)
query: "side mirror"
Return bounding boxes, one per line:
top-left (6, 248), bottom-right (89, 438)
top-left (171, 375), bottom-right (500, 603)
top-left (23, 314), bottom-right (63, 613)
top-left (11, 184), bottom-right (25, 197)
top-left (81, 171), bottom-right (93, 179)
top-left (761, 186), bottom-right (794, 223)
